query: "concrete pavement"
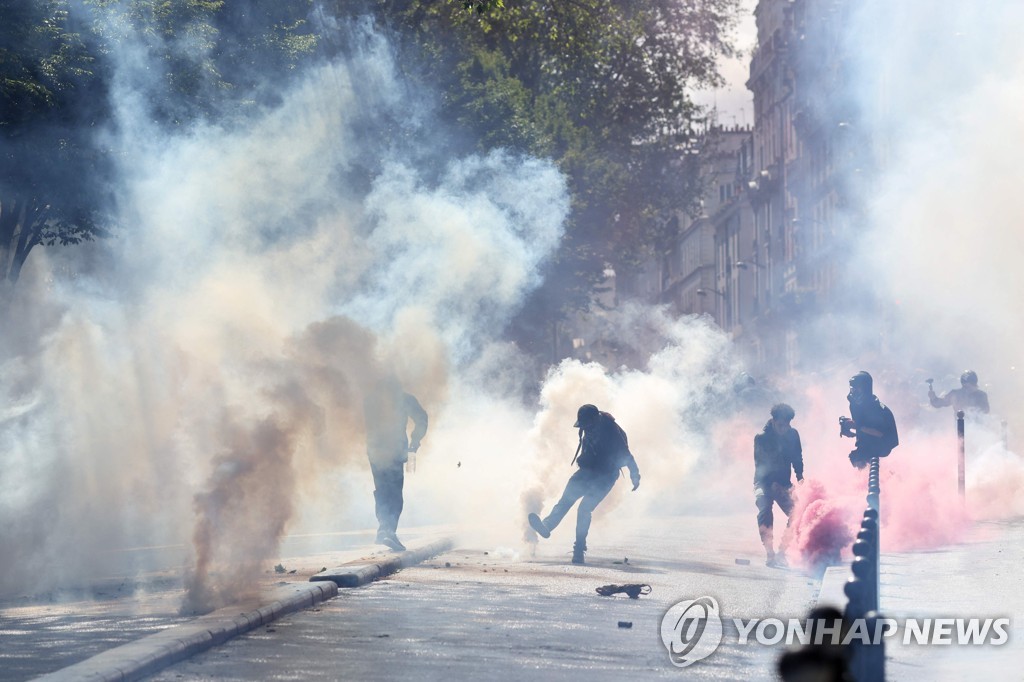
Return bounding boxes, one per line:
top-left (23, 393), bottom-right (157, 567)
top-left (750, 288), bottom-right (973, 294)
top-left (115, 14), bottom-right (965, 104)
top-left (145, 515), bottom-right (823, 681)
top-left (5, 515), bottom-right (1022, 681)
top-left (24, 538), bottom-right (454, 682)
top-left (814, 517), bottom-right (1024, 680)
top-left (0, 531), bottom-right (452, 682)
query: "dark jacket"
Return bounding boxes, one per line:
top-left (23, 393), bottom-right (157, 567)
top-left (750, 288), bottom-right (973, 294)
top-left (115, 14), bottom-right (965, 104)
top-left (576, 411), bottom-right (640, 477)
top-left (849, 395), bottom-right (899, 458)
top-left (365, 386), bottom-right (428, 465)
top-left (930, 386), bottom-right (990, 414)
top-left (753, 421), bottom-right (804, 487)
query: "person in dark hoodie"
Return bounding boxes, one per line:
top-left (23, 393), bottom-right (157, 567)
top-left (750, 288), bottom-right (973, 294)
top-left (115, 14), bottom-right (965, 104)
top-left (528, 404), bottom-right (641, 564)
top-left (363, 376), bottom-right (428, 552)
top-left (840, 371), bottom-right (898, 470)
top-left (754, 403), bottom-right (804, 567)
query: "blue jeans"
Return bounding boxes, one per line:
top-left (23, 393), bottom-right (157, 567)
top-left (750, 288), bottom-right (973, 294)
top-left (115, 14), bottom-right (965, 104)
top-left (369, 458), bottom-right (404, 534)
top-left (543, 468), bottom-right (619, 549)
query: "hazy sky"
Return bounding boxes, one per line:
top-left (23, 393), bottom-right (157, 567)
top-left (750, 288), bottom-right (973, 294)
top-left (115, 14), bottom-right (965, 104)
top-left (692, 0), bottom-right (758, 127)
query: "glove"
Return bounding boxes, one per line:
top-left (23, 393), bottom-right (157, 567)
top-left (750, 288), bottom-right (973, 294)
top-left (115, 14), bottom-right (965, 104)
top-left (630, 471), bottom-right (641, 491)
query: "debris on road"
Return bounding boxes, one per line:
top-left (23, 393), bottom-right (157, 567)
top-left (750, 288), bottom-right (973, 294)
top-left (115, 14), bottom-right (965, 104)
top-left (596, 584), bottom-right (652, 599)
top-left (617, 621), bottom-right (633, 629)
top-left (735, 558), bottom-right (751, 565)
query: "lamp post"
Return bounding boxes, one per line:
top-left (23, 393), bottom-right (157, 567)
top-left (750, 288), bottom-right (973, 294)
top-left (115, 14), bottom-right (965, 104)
top-left (696, 287), bottom-right (726, 325)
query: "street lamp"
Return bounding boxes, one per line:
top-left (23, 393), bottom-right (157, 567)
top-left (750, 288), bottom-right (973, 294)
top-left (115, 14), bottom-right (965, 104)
top-left (735, 259), bottom-right (766, 270)
top-left (696, 287), bottom-right (726, 298)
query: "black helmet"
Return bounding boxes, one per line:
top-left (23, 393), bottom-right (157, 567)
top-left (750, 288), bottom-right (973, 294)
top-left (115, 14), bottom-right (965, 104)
top-left (574, 404), bottom-right (600, 428)
top-left (849, 371), bottom-right (873, 394)
top-left (770, 403), bottom-right (796, 421)
top-left (960, 370), bottom-right (978, 386)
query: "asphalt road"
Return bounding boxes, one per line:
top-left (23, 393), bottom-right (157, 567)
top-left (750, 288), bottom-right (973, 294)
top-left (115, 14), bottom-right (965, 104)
top-left (145, 515), bottom-right (820, 682)
top-left (10, 514), bottom-right (1021, 681)
top-left (0, 529), bottom-right (385, 681)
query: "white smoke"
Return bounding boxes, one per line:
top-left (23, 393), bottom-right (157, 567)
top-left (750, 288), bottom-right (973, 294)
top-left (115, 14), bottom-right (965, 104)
top-left (0, 16), bottom-right (568, 608)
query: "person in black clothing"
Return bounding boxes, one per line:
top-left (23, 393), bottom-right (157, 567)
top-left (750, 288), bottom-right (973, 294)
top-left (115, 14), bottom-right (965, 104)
top-left (364, 376), bottom-right (428, 552)
top-left (754, 403), bottom-right (804, 568)
top-left (928, 370), bottom-right (990, 414)
top-left (528, 404), bottom-right (641, 564)
top-left (841, 371), bottom-right (898, 470)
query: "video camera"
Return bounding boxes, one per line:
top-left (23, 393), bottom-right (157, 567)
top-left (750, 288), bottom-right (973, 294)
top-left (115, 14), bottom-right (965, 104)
top-left (839, 416), bottom-right (855, 438)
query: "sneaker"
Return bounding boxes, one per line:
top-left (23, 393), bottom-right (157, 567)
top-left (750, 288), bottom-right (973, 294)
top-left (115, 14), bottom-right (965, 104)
top-left (773, 552), bottom-right (789, 568)
top-left (571, 548), bottom-right (585, 564)
top-left (528, 513), bottom-right (551, 539)
top-left (379, 533), bottom-right (406, 552)
top-left (765, 552), bottom-right (777, 567)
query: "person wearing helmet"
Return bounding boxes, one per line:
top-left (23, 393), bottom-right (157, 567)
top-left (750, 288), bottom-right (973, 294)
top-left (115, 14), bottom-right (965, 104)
top-left (928, 370), bottom-right (990, 414)
top-left (840, 371), bottom-right (899, 469)
top-left (754, 403), bottom-right (804, 568)
top-left (527, 404), bottom-right (641, 564)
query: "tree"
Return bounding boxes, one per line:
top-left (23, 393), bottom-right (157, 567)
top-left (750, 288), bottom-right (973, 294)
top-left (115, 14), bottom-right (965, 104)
top-left (0, 0), bottom-right (108, 286)
top-left (0, 0), bottom-right (318, 290)
top-left (366, 0), bottom-right (740, 357)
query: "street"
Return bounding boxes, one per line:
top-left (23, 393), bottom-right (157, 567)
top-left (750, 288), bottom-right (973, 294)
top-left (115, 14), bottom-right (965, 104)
top-left (150, 514), bottom-right (819, 682)
top-left (5, 513), bottom-right (1024, 681)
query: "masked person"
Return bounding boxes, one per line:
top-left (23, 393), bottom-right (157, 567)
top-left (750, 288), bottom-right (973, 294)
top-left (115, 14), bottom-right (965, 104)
top-left (528, 404), bottom-right (641, 564)
top-left (754, 403), bottom-right (804, 567)
top-left (364, 376), bottom-right (428, 552)
top-left (840, 371), bottom-right (898, 470)
top-left (928, 370), bottom-right (990, 414)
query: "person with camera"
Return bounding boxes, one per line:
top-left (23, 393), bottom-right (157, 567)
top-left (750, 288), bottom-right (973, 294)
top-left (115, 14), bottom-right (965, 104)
top-left (754, 403), bottom-right (804, 568)
top-left (527, 404), bottom-right (641, 565)
top-left (840, 371), bottom-right (898, 469)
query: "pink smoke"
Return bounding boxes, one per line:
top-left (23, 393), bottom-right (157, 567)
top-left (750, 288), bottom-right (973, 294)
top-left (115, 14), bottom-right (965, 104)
top-left (789, 479), bottom-right (855, 572)
top-left (719, 378), bottom-right (999, 571)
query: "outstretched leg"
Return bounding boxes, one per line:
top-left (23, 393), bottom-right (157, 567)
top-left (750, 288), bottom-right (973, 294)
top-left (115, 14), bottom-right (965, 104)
top-left (542, 469), bottom-right (589, 532)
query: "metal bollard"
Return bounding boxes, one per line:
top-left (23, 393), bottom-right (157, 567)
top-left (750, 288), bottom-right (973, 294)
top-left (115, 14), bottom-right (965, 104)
top-left (847, 611), bottom-right (887, 682)
top-left (867, 457), bottom-right (880, 513)
top-left (844, 575), bottom-right (866, 622)
top-left (957, 410), bottom-right (965, 501)
top-left (852, 538), bottom-right (877, 613)
top-left (863, 508), bottom-right (880, 605)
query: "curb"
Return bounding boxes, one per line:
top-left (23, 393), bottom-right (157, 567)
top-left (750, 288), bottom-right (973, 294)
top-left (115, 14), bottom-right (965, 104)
top-left (32, 538), bottom-right (454, 682)
top-left (310, 537), bottom-right (454, 587)
top-left (32, 581), bottom-right (337, 682)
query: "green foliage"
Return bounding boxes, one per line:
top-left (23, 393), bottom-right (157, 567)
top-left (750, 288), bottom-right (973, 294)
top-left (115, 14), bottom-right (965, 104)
top-left (0, 0), bottom-right (320, 286)
top-left (462, 0), bottom-right (503, 13)
top-left (373, 0), bottom-right (739, 350)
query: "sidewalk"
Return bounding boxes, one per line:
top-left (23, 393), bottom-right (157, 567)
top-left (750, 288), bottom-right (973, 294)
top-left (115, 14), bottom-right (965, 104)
top-left (0, 532), bottom-right (452, 682)
top-left (818, 518), bottom-right (1024, 680)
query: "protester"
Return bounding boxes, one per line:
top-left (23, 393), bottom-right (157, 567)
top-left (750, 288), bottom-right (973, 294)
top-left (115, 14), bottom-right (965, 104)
top-left (528, 404), bottom-right (640, 564)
